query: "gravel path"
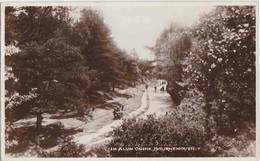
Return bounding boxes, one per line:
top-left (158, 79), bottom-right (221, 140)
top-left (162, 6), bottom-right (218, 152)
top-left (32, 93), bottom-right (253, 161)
top-left (75, 80), bottom-right (174, 149)
top-left (74, 91), bottom-right (149, 149)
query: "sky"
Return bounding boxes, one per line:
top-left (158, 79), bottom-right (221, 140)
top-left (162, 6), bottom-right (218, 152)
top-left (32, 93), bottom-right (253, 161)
top-left (72, 4), bottom-right (215, 60)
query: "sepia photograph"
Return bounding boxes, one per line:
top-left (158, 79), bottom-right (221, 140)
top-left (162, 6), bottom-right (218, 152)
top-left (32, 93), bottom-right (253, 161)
top-left (1, 1), bottom-right (258, 159)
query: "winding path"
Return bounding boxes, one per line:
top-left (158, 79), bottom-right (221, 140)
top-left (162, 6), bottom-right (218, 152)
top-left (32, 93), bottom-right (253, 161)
top-left (74, 92), bottom-right (149, 148)
top-left (73, 81), bottom-right (174, 149)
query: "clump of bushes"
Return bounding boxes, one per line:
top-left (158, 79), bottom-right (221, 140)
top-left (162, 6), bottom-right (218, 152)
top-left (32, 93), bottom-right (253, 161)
top-left (39, 137), bottom-right (88, 157)
top-left (39, 137), bottom-right (111, 157)
top-left (108, 92), bottom-right (215, 157)
top-left (109, 114), bottom-right (211, 157)
top-left (108, 86), bottom-right (255, 157)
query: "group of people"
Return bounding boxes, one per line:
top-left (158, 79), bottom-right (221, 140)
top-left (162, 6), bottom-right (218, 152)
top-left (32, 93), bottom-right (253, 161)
top-left (145, 80), bottom-right (168, 93)
top-left (113, 80), bottom-right (169, 120)
top-left (154, 85), bottom-right (165, 92)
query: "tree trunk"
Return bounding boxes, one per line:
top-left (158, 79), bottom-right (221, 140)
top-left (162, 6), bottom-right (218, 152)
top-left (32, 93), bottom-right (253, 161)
top-left (36, 112), bottom-right (43, 131)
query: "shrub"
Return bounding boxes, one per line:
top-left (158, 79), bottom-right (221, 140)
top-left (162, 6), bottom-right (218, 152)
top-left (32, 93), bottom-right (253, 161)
top-left (39, 137), bottom-right (111, 157)
top-left (108, 91), bottom-right (214, 157)
top-left (39, 137), bottom-right (88, 157)
top-left (109, 115), bottom-right (212, 157)
top-left (189, 6), bottom-right (256, 135)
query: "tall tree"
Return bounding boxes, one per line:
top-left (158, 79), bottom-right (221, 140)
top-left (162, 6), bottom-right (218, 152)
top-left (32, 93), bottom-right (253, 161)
top-left (9, 38), bottom-right (90, 130)
top-left (153, 24), bottom-right (191, 104)
top-left (5, 6), bottom-right (91, 130)
top-left (189, 6), bottom-right (256, 135)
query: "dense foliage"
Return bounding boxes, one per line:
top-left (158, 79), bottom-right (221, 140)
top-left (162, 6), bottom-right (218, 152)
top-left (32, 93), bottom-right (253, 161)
top-left (153, 6), bottom-right (255, 135)
top-left (39, 137), bottom-right (88, 157)
top-left (109, 114), bottom-right (209, 157)
top-left (5, 7), bottom-right (145, 125)
top-left (153, 24), bottom-right (192, 104)
top-left (190, 6), bottom-right (256, 135)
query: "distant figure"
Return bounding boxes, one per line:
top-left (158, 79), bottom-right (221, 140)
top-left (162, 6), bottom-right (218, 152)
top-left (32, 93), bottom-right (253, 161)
top-left (154, 85), bottom-right (157, 92)
top-left (161, 86), bottom-right (164, 91)
top-left (145, 84), bottom-right (148, 90)
top-left (165, 112), bottom-right (168, 115)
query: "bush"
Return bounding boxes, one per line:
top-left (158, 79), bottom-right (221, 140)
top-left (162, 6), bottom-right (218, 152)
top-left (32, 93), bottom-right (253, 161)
top-left (108, 93), bottom-right (214, 157)
top-left (39, 137), bottom-right (111, 157)
top-left (168, 82), bottom-right (186, 105)
top-left (188, 6), bottom-right (256, 134)
top-left (109, 114), bottom-right (212, 157)
top-left (39, 137), bottom-right (88, 157)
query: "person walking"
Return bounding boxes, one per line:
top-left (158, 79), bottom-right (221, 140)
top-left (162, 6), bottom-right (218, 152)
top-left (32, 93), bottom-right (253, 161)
top-left (154, 85), bottom-right (157, 92)
top-left (145, 84), bottom-right (148, 91)
top-left (161, 86), bottom-right (164, 92)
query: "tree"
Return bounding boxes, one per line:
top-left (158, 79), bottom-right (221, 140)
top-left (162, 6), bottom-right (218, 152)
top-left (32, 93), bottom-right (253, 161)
top-left (153, 24), bottom-right (192, 104)
top-left (8, 38), bottom-right (90, 130)
top-left (75, 9), bottom-right (112, 89)
top-left (5, 7), bottom-right (76, 126)
top-left (188, 6), bottom-right (256, 135)
top-left (5, 6), bottom-right (71, 46)
top-left (5, 6), bottom-right (147, 131)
